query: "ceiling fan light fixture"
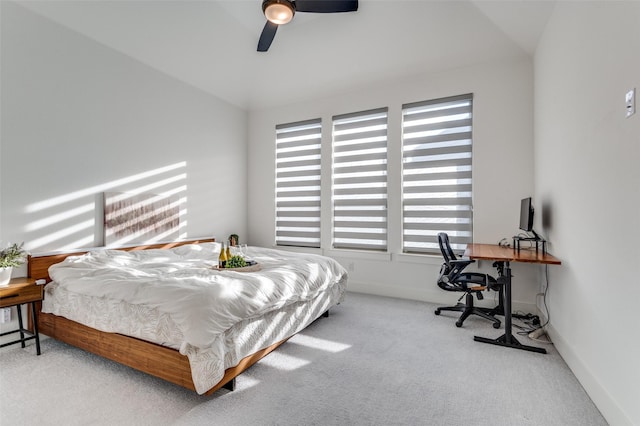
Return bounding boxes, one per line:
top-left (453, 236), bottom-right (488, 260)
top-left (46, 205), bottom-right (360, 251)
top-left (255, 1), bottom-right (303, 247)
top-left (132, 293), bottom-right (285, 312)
top-left (263, 0), bottom-right (295, 25)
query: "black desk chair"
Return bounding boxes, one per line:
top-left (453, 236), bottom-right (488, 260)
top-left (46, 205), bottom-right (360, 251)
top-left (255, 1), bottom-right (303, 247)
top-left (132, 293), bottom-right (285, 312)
top-left (434, 233), bottom-right (501, 329)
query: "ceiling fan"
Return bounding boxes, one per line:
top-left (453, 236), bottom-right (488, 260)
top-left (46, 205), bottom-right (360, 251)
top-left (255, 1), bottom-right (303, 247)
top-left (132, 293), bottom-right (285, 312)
top-left (258, 0), bottom-right (359, 52)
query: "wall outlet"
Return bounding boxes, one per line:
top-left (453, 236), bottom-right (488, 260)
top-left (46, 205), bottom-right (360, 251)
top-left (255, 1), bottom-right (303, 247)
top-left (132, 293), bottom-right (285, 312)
top-left (0, 307), bottom-right (10, 323)
top-left (626, 88), bottom-right (635, 118)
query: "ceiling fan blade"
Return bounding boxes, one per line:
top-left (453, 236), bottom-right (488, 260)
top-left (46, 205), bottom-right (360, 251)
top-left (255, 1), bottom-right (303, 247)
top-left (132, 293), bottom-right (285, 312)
top-left (294, 0), bottom-right (358, 13)
top-left (257, 21), bottom-right (279, 52)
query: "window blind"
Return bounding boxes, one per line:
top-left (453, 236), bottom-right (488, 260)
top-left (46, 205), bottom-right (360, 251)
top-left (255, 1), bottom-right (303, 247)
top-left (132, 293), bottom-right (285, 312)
top-left (332, 108), bottom-right (388, 251)
top-left (402, 94), bottom-right (473, 254)
top-left (275, 119), bottom-right (322, 248)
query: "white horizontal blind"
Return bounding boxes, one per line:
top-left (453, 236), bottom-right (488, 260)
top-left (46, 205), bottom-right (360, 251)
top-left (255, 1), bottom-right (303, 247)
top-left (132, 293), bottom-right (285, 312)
top-left (275, 119), bottom-right (322, 248)
top-left (332, 108), bottom-right (388, 251)
top-left (402, 94), bottom-right (473, 254)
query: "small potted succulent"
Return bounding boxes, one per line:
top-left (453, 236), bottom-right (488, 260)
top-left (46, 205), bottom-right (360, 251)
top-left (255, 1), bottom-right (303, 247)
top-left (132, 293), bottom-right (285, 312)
top-left (0, 242), bottom-right (28, 286)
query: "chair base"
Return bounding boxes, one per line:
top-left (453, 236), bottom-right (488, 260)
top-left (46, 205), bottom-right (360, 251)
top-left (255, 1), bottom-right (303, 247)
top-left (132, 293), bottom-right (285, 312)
top-left (434, 293), bottom-right (501, 329)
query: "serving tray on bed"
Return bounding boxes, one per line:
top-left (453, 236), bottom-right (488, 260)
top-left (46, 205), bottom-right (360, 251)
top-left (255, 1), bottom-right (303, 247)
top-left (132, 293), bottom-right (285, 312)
top-left (213, 263), bottom-right (261, 273)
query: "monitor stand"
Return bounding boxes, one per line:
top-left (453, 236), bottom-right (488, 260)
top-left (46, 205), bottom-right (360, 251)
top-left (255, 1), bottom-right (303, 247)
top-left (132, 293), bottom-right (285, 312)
top-left (513, 230), bottom-right (546, 254)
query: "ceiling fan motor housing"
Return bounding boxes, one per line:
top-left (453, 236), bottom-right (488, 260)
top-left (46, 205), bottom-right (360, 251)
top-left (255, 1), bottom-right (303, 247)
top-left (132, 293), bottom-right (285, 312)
top-left (258, 0), bottom-right (358, 52)
top-left (263, 0), bottom-right (296, 24)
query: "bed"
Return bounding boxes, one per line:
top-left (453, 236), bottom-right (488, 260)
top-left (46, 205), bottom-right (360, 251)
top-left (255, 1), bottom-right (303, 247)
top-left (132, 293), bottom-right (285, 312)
top-left (28, 239), bottom-right (347, 395)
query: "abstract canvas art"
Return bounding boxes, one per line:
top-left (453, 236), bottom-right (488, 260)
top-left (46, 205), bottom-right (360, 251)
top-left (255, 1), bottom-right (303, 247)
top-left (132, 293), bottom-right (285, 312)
top-left (103, 192), bottom-right (180, 246)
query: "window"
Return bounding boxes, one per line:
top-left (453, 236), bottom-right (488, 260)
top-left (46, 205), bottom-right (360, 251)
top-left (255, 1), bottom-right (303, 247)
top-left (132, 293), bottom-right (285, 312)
top-left (402, 94), bottom-right (473, 254)
top-left (275, 119), bottom-right (322, 248)
top-left (332, 108), bottom-right (388, 251)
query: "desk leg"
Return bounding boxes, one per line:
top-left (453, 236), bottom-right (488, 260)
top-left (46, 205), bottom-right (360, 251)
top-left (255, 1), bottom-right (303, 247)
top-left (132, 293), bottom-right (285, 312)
top-left (474, 261), bottom-right (546, 354)
top-left (486, 284), bottom-right (505, 317)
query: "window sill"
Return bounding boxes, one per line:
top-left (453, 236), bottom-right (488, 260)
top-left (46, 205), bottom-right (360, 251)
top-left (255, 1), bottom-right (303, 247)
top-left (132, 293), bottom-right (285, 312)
top-left (272, 246), bottom-right (443, 265)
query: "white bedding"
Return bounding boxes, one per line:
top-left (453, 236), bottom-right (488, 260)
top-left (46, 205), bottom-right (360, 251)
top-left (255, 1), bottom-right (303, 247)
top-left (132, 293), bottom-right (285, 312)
top-left (42, 243), bottom-right (347, 393)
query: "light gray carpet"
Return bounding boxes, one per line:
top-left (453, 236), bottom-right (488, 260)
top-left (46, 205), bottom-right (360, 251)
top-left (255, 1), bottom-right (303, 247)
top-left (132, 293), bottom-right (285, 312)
top-left (0, 292), bottom-right (607, 426)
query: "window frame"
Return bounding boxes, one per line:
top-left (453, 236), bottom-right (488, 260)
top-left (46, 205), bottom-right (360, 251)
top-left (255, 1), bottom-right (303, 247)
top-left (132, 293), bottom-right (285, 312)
top-left (274, 118), bottom-right (323, 249)
top-left (401, 94), bottom-right (474, 254)
top-left (331, 108), bottom-right (389, 252)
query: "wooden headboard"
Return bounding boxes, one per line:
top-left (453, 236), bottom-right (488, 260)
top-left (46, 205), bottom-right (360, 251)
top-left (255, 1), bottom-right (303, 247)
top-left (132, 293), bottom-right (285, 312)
top-left (28, 238), bottom-right (216, 282)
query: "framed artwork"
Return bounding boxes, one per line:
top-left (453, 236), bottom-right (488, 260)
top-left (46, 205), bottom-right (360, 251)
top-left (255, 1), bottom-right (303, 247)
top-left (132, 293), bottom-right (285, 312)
top-left (103, 192), bottom-right (180, 246)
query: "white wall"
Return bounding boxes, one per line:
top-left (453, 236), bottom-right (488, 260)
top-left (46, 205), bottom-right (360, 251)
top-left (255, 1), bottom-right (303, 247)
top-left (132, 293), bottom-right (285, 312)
top-left (0, 2), bottom-right (248, 260)
top-left (535, 2), bottom-right (640, 425)
top-left (0, 3), bottom-right (248, 337)
top-left (248, 57), bottom-right (543, 312)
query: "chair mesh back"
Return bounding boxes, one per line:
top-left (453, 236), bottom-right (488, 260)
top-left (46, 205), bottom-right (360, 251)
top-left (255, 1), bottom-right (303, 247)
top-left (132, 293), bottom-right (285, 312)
top-left (437, 233), bottom-right (458, 290)
top-left (438, 232), bottom-right (457, 265)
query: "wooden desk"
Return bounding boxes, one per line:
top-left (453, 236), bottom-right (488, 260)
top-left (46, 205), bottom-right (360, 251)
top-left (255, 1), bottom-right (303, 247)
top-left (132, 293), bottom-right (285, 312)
top-left (464, 244), bottom-right (561, 354)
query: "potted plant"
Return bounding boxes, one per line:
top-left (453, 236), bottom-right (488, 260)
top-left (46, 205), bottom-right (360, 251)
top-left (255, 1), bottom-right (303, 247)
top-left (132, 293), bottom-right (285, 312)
top-left (0, 242), bottom-right (28, 286)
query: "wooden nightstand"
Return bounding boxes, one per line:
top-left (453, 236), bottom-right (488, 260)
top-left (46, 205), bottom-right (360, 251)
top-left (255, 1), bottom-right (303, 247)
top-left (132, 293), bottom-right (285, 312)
top-left (0, 277), bottom-right (44, 355)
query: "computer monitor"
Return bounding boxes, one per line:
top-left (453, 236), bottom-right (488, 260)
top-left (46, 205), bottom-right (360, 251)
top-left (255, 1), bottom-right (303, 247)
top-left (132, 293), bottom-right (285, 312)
top-left (519, 197), bottom-right (534, 232)
top-left (515, 197), bottom-right (545, 252)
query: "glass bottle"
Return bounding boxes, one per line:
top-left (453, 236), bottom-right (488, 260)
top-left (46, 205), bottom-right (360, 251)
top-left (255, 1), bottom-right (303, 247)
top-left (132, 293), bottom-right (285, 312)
top-left (218, 243), bottom-right (228, 268)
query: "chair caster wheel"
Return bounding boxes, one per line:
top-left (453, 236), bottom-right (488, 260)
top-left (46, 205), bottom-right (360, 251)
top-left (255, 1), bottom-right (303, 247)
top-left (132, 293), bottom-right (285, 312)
top-left (434, 310), bottom-right (440, 315)
top-left (455, 321), bottom-right (463, 328)
top-left (493, 322), bottom-right (501, 329)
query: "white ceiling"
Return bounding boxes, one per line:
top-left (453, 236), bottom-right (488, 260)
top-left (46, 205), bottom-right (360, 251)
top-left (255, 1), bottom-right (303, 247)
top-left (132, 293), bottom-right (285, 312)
top-left (16, 0), bottom-right (556, 111)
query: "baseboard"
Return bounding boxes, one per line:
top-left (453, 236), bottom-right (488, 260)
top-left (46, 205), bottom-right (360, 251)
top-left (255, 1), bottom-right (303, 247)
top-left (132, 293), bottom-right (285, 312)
top-left (346, 280), bottom-right (536, 314)
top-left (546, 323), bottom-right (634, 426)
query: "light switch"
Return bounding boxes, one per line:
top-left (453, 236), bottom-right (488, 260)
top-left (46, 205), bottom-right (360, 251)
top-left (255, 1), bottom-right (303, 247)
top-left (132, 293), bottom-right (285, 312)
top-left (626, 88), bottom-right (635, 118)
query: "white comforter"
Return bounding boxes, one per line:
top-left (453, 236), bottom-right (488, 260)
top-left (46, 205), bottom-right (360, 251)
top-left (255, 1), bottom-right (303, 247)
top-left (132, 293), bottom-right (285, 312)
top-left (42, 243), bottom-right (347, 392)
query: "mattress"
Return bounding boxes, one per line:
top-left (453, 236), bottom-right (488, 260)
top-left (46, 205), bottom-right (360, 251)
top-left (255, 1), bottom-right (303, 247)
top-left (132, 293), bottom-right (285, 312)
top-left (42, 243), bottom-right (347, 393)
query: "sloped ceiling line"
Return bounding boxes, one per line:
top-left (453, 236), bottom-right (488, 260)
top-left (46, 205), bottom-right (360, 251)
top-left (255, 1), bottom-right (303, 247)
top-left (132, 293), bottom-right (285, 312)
top-left (15, 0), bottom-right (555, 110)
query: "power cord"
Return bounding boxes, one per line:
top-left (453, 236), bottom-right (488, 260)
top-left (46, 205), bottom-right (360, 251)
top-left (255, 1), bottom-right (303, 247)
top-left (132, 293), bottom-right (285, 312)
top-left (497, 238), bottom-right (510, 247)
top-left (522, 264), bottom-right (552, 343)
top-left (533, 264), bottom-right (552, 335)
top-left (512, 312), bottom-right (541, 335)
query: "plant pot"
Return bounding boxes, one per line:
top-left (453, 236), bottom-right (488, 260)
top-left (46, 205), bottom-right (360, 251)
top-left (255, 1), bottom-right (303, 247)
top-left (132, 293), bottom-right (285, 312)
top-left (0, 266), bottom-right (13, 286)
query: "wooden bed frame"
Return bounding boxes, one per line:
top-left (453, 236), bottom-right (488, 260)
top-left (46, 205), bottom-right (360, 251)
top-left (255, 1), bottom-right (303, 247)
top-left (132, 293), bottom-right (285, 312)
top-left (28, 239), bottom-right (289, 396)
